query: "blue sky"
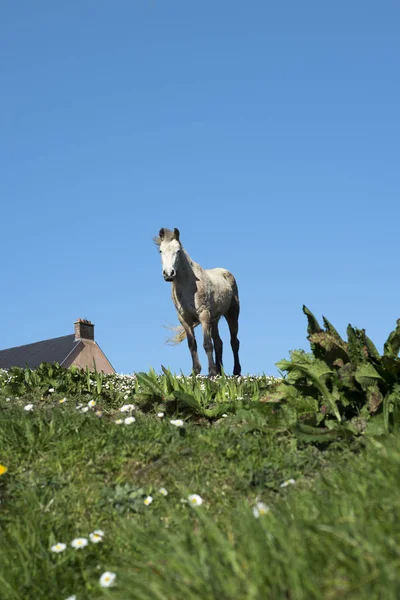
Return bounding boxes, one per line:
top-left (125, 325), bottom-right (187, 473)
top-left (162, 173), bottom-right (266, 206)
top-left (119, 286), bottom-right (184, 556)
top-left (1, 1), bottom-right (399, 376)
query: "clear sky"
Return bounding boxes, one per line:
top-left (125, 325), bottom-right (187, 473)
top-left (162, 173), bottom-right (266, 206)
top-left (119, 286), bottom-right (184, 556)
top-left (1, 1), bottom-right (399, 376)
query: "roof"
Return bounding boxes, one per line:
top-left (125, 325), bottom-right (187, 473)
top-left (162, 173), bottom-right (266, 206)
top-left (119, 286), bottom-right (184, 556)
top-left (0, 334), bottom-right (80, 370)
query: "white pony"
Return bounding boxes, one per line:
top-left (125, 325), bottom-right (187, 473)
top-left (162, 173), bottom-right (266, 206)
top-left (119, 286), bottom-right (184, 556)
top-left (154, 227), bottom-right (241, 376)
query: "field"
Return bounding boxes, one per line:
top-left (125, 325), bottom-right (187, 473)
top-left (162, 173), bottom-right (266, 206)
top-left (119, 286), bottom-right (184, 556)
top-left (1, 308), bottom-right (400, 600)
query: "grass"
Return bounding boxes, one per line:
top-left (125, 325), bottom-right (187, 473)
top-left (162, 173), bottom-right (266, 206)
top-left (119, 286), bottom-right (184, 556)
top-left (0, 371), bottom-right (399, 599)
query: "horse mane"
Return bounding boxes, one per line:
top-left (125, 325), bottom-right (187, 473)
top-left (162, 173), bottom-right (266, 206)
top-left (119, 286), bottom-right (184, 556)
top-left (153, 228), bottom-right (178, 248)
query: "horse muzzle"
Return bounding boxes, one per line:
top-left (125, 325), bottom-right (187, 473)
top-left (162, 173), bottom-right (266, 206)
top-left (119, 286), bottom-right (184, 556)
top-left (163, 269), bottom-right (176, 282)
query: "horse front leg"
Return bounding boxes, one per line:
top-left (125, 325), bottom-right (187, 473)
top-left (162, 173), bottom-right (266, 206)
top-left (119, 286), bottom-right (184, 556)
top-left (179, 316), bottom-right (202, 375)
top-left (200, 313), bottom-right (218, 377)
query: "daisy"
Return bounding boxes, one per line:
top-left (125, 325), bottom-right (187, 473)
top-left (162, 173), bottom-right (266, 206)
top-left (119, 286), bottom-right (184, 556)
top-left (280, 478), bottom-right (296, 488)
top-left (88, 400), bottom-right (96, 408)
top-left (252, 502), bottom-right (270, 518)
top-left (158, 487), bottom-right (168, 496)
top-left (143, 496), bottom-right (153, 506)
top-left (188, 494), bottom-right (203, 506)
top-left (124, 416), bottom-right (135, 425)
top-left (48, 388), bottom-right (55, 393)
top-left (170, 419), bottom-right (184, 427)
top-left (157, 412), bottom-right (165, 418)
top-left (89, 532), bottom-right (103, 543)
top-left (115, 419), bottom-right (123, 424)
top-left (59, 398), bottom-right (67, 404)
top-left (120, 404), bottom-right (135, 412)
top-left (99, 571), bottom-right (116, 588)
top-left (81, 407), bottom-right (89, 413)
top-left (71, 537), bottom-right (88, 549)
top-left (51, 542), bottom-right (67, 553)
top-left (24, 404), bottom-right (33, 411)
top-left (92, 529), bottom-right (104, 537)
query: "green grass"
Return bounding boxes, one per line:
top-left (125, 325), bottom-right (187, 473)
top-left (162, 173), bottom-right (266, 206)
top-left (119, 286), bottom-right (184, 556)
top-left (0, 372), bottom-right (399, 599)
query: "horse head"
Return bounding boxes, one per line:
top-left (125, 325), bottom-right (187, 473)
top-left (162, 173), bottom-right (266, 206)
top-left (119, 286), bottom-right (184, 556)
top-left (156, 227), bottom-right (181, 282)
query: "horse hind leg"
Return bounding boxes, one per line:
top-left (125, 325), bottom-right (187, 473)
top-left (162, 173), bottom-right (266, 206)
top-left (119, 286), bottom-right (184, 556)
top-left (225, 298), bottom-right (241, 376)
top-left (211, 320), bottom-right (223, 375)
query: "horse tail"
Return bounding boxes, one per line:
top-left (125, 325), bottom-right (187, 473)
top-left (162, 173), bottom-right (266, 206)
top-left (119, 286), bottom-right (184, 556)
top-left (163, 322), bottom-right (200, 345)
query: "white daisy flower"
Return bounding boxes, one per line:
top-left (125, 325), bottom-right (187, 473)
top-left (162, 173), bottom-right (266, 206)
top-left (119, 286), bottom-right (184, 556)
top-left (51, 542), bottom-right (67, 553)
top-left (88, 400), bottom-right (96, 407)
top-left (59, 398), bottom-right (67, 404)
top-left (81, 407), bottom-right (89, 413)
top-left (157, 412), bottom-right (165, 418)
top-left (71, 537), bottom-right (88, 549)
top-left (188, 494), bottom-right (203, 506)
top-left (280, 478), bottom-right (296, 488)
top-left (48, 388), bottom-right (55, 393)
top-left (93, 529), bottom-right (104, 537)
top-left (158, 487), bottom-right (168, 496)
top-left (89, 532), bottom-right (103, 543)
top-left (144, 496), bottom-right (153, 506)
top-left (120, 404), bottom-right (135, 412)
top-left (24, 404), bottom-right (33, 411)
top-left (222, 414), bottom-right (228, 418)
top-left (170, 419), bottom-right (184, 427)
top-left (99, 571), bottom-right (116, 588)
top-left (252, 502), bottom-right (270, 518)
top-left (124, 416), bottom-right (136, 425)
top-left (115, 419), bottom-right (123, 424)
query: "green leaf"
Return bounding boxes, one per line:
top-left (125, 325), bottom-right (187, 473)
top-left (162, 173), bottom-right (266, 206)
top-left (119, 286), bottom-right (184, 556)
top-left (303, 306), bottom-right (322, 335)
top-left (364, 335), bottom-right (381, 360)
top-left (383, 319), bottom-right (400, 359)
top-left (336, 363), bottom-right (357, 390)
top-left (364, 413), bottom-right (387, 436)
top-left (161, 366), bottom-right (176, 394)
top-left (284, 358), bottom-right (341, 422)
top-left (136, 372), bottom-right (164, 397)
top-left (293, 422), bottom-right (341, 443)
top-left (354, 363), bottom-right (382, 390)
top-left (308, 331), bottom-right (349, 365)
top-left (347, 326), bottom-right (368, 365)
top-left (366, 385), bottom-right (383, 414)
top-left (322, 316), bottom-right (345, 344)
top-left (172, 391), bottom-right (201, 411)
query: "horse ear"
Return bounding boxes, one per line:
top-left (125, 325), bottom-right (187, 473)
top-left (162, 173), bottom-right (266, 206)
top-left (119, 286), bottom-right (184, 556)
top-left (159, 228), bottom-right (165, 240)
top-left (174, 228), bottom-right (180, 241)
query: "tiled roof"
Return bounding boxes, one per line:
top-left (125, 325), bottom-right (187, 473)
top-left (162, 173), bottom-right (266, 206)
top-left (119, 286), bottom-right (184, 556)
top-left (0, 334), bottom-right (80, 369)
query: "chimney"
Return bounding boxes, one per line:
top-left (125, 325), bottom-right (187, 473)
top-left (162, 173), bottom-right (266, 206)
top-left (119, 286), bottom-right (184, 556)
top-left (74, 318), bottom-right (94, 341)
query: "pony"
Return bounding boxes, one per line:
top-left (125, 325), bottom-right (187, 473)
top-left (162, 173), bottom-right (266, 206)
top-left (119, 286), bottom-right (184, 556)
top-left (154, 227), bottom-right (241, 377)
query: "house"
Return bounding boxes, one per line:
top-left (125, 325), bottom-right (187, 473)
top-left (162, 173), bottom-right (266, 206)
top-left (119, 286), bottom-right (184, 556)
top-left (0, 319), bottom-right (115, 373)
